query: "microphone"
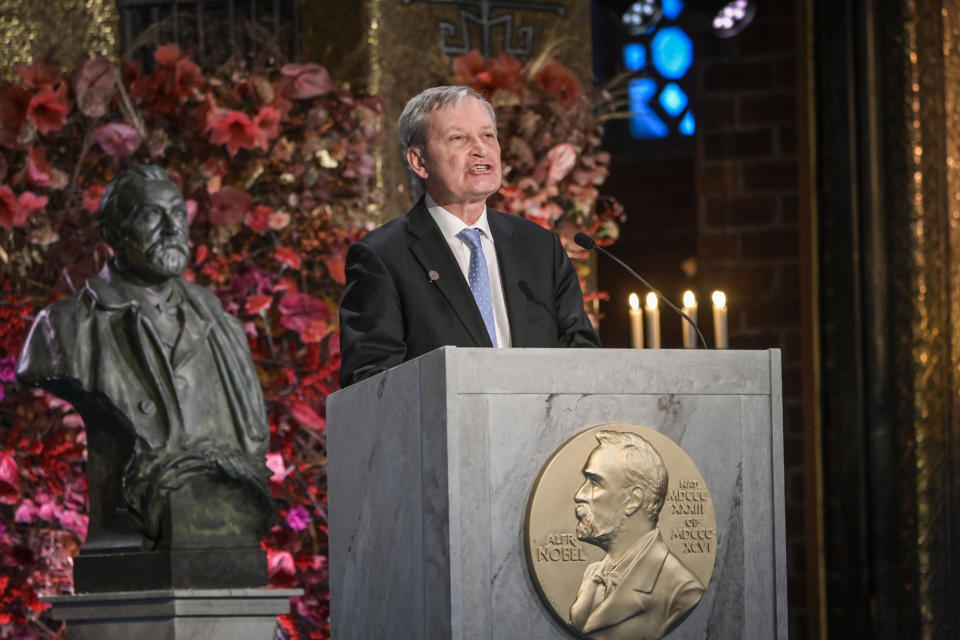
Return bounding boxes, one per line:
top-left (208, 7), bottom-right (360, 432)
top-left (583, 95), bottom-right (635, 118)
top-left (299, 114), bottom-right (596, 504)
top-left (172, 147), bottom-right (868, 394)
top-left (575, 232), bottom-right (709, 349)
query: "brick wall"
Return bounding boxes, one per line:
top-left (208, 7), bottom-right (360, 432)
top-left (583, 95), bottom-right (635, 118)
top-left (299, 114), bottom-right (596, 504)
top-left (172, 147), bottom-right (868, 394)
top-left (693, 2), bottom-right (815, 638)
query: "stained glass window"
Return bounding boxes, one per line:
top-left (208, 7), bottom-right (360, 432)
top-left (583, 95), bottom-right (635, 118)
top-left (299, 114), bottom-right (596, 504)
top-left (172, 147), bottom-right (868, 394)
top-left (622, 1), bottom-right (694, 139)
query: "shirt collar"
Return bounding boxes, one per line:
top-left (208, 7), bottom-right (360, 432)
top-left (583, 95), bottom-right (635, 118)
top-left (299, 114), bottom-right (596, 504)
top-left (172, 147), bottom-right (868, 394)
top-left (424, 193), bottom-right (494, 243)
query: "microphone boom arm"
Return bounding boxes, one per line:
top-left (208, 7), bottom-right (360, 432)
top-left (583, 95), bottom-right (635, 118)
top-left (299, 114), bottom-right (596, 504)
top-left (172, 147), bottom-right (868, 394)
top-left (591, 243), bottom-right (710, 350)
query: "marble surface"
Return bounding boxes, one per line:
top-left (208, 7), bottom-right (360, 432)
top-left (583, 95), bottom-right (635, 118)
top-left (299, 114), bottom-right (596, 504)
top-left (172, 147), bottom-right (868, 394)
top-left (327, 348), bottom-right (786, 640)
top-left (44, 588), bottom-right (300, 640)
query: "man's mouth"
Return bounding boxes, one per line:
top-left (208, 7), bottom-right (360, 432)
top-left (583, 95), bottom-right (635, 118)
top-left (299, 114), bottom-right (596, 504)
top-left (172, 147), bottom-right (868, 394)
top-left (471, 164), bottom-right (492, 172)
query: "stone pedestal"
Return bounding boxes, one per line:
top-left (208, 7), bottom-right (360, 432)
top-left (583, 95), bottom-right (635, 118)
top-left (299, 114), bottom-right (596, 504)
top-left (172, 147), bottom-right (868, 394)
top-left (44, 588), bottom-right (300, 640)
top-left (326, 347), bottom-right (787, 639)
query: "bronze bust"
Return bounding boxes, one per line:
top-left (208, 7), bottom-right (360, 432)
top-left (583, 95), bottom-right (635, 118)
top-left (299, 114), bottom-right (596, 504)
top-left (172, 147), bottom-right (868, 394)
top-left (17, 165), bottom-right (274, 590)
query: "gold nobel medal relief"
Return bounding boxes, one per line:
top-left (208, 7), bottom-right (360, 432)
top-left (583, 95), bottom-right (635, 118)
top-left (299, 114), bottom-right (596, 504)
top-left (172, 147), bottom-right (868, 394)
top-left (525, 424), bottom-right (717, 640)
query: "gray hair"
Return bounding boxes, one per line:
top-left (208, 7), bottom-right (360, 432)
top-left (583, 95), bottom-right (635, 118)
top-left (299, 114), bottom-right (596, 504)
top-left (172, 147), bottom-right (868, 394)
top-left (595, 430), bottom-right (669, 523)
top-left (397, 85), bottom-right (497, 154)
top-left (98, 165), bottom-right (177, 239)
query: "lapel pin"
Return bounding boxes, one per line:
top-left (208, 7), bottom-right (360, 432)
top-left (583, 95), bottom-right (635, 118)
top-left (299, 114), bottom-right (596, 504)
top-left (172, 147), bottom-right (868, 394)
top-left (428, 270), bottom-right (440, 282)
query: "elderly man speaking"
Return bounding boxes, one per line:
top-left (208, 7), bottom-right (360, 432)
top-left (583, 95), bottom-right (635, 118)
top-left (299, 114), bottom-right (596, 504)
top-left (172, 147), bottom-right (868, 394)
top-left (339, 86), bottom-right (600, 387)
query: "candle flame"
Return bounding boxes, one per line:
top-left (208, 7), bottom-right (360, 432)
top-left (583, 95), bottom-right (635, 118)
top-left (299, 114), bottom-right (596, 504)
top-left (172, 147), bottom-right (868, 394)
top-left (645, 292), bottom-right (658, 310)
top-left (712, 290), bottom-right (727, 308)
top-left (629, 293), bottom-right (640, 310)
top-left (682, 290), bottom-right (696, 307)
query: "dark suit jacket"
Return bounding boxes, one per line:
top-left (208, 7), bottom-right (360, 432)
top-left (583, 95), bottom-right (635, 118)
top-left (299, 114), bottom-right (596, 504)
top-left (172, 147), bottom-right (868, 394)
top-left (339, 197), bottom-right (600, 386)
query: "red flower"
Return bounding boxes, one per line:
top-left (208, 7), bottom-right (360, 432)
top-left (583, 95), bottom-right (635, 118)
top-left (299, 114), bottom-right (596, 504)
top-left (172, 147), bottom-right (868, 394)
top-left (289, 399), bottom-right (324, 430)
top-left (209, 186), bottom-right (253, 225)
top-left (245, 294), bottom-right (274, 315)
top-left (25, 146), bottom-right (54, 186)
top-left (206, 110), bottom-right (258, 156)
top-left (276, 246), bottom-right (302, 270)
top-left (155, 43), bottom-right (185, 66)
top-left (0, 85), bottom-right (31, 128)
top-left (280, 63), bottom-right (332, 100)
top-left (82, 184), bottom-right (105, 213)
top-left (324, 255), bottom-right (346, 285)
top-left (0, 186), bottom-right (47, 229)
top-left (278, 293), bottom-right (331, 343)
top-left (16, 59), bottom-right (61, 89)
top-left (0, 452), bottom-right (19, 505)
top-left (27, 82), bottom-right (69, 134)
top-left (253, 106), bottom-right (281, 150)
top-left (453, 50), bottom-right (525, 97)
top-left (452, 50), bottom-right (486, 84)
top-left (534, 58), bottom-right (581, 110)
top-left (245, 204), bottom-right (272, 233)
top-left (172, 57), bottom-right (204, 101)
top-left (74, 56), bottom-right (116, 118)
top-left (95, 122), bottom-right (141, 158)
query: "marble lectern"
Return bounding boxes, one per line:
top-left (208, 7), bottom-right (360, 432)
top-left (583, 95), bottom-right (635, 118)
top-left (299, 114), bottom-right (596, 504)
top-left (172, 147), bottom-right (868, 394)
top-left (327, 347), bottom-right (787, 639)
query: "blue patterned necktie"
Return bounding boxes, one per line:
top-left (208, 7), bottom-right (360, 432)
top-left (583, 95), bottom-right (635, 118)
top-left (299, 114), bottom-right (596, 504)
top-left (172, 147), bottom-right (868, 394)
top-left (456, 227), bottom-right (498, 347)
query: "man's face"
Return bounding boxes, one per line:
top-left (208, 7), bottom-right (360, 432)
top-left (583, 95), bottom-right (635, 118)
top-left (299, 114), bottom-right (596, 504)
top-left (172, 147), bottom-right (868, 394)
top-left (407, 97), bottom-right (502, 207)
top-left (111, 180), bottom-right (190, 283)
top-left (574, 445), bottom-right (633, 549)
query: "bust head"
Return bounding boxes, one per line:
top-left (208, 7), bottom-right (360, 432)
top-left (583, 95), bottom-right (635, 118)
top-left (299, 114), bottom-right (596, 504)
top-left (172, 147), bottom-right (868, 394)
top-left (98, 165), bottom-right (190, 284)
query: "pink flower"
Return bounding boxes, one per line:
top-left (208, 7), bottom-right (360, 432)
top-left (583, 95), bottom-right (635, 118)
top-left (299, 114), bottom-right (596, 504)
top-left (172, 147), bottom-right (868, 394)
top-left (206, 110), bottom-right (258, 156)
top-left (209, 186), bottom-right (253, 225)
top-left (268, 210), bottom-right (290, 230)
top-left (27, 82), bottom-right (69, 134)
top-left (267, 549), bottom-right (296, 580)
top-left (24, 146), bottom-right (53, 186)
top-left (285, 505), bottom-right (310, 531)
top-left (265, 452), bottom-right (289, 483)
top-left (0, 452), bottom-right (19, 505)
top-left (278, 293), bottom-right (331, 343)
top-left (280, 63), bottom-right (332, 99)
top-left (253, 106), bottom-right (281, 150)
top-left (536, 142), bottom-right (577, 186)
top-left (95, 122), bottom-right (141, 158)
top-left (59, 510), bottom-right (89, 539)
top-left (74, 56), bottom-right (116, 118)
top-left (0, 185), bottom-right (47, 229)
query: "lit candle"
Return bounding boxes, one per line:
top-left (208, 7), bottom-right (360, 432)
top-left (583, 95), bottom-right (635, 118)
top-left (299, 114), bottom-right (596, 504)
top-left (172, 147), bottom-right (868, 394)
top-left (681, 290), bottom-right (697, 349)
top-left (712, 290), bottom-right (728, 349)
top-left (645, 292), bottom-right (661, 349)
top-left (629, 293), bottom-right (644, 348)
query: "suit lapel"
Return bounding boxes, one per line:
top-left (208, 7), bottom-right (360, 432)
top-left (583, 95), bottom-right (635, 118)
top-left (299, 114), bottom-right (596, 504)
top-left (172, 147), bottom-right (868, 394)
top-left (406, 200), bottom-right (492, 347)
top-left (487, 210), bottom-right (526, 344)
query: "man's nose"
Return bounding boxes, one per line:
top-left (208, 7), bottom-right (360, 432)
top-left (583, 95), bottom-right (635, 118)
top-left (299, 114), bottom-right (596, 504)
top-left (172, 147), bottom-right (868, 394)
top-left (160, 210), bottom-right (184, 234)
top-left (574, 481), bottom-right (588, 502)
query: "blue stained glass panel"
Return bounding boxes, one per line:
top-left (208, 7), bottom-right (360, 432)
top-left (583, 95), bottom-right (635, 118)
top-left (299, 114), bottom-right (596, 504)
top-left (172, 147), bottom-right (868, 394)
top-left (659, 83), bottom-right (688, 116)
top-left (662, 0), bottom-right (684, 20)
top-left (628, 78), bottom-right (669, 139)
top-left (622, 43), bottom-right (647, 71)
top-left (679, 111), bottom-right (695, 135)
top-left (651, 27), bottom-right (693, 79)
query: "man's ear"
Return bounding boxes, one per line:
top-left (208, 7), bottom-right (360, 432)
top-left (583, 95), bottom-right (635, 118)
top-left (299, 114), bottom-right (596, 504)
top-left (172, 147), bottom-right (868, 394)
top-left (624, 486), bottom-right (644, 517)
top-left (406, 146), bottom-right (429, 180)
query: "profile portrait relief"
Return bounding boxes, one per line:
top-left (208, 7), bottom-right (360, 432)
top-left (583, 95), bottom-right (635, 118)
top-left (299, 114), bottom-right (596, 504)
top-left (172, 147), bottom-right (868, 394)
top-left (569, 430), bottom-right (705, 640)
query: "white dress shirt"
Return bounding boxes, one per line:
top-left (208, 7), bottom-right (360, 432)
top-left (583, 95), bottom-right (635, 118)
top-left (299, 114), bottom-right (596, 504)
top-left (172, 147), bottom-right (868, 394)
top-left (425, 194), bottom-right (512, 348)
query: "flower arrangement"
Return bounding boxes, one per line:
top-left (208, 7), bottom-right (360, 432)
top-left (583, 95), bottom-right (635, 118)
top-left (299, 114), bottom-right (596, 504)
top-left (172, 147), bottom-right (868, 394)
top-left (0, 44), bottom-right (624, 640)
top-left (0, 45), bottom-right (382, 639)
